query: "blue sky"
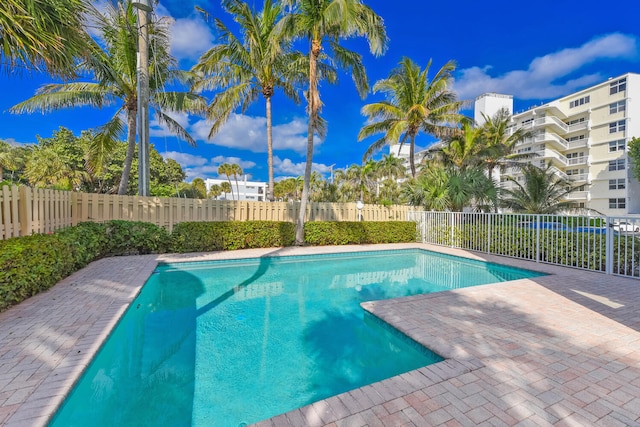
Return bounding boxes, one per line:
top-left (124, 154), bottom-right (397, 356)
top-left (1, 0), bottom-right (639, 183)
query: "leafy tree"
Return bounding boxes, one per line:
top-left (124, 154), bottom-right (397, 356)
top-left (11, 3), bottom-right (206, 195)
top-left (1, 0), bottom-right (90, 77)
top-left (500, 163), bottom-right (578, 214)
top-left (359, 57), bottom-right (466, 178)
top-left (0, 140), bottom-right (29, 183)
top-left (191, 178), bottom-right (207, 199)
top-left (280, 0), bottom-right (388, 244)
top-left (192, 0), bottom-right (301, 202)
top-left (627, 137), bottom-right (640, 181)
top-left (345, 160), bottom-right (378, 203)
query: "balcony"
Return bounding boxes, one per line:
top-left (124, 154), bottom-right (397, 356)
top-left (568, 138), bottom-right (589, 149)
top-left (535, 132), bottom-right (569, 151)
top-left (564, 191), bottom-right (589, 201)
top-left (535, 148), bottom-right (569, 167)
top-left (566, 173), bottom-right (589, 183)
top-left (566, 156), bottom-right (587, 166)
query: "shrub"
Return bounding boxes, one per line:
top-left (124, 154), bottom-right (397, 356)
top-left (103, 220), bottom-right (170, 255)
top-left (170, 221), bottom-right (295, 252)
top-left (0, 233), bottom-right (76, 311)
top-left (304, 221), bottom-right (417, 246)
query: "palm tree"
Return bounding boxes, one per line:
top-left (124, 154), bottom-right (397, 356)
top-left (1, 0), bottom-right (90, 77)
top-left (24, 144), bottom-right (88, 190)
top-left (280, 0), bottom-right (388, 244)
top-left (220, 181), bottom-right (233, 199)
top-left (218, 163), bottom-right (235, 200)
top-left (377, 154), bottom-right (405, 203)
top-left (192, 0), bottom-right (301, 203)
top-left (359, 57), bottom-right (467, 178)
top-left (345, 160), bottom-right (378, 203)
top-left (435, 121), bottom-right (484, 172)
top-left (10, 3), bottom-right (206, 195)
top-left (479, 108), bottom-right (533, 180)
top-left (500, 163), bottom-right (578, 214)
top-left (208, 184), bottom-right (223, 199)
top-left (229, 163), bottom-right (244, 198)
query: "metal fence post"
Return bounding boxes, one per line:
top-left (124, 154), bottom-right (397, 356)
top-left (535, 214), bottom-right (541, 263)
top-left (605, 216), bottom-right (613, 275)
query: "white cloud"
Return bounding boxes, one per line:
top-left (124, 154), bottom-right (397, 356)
top-left (273, 156), bottom-right (331, 177)
top-left (153, 4), bottom-right (214, 62)
top-left (193, 114), bottom-right (321, 154)
top-left (162, 151), bottom-right (256, 180)
top-left (454, 33), bottom-right (638, 100)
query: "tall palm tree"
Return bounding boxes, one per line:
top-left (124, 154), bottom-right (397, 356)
top-left (359, 57), bottom-right (466, 178)
top-left (229, 163), bottom-right (244, 198)
top-left (192, 0), bottom-right (301, 203)
top-left (1, 0), bottom-right (90, 77)
top-left (280, 0), bottom-right (388, 244)
top-left (500, 163), bottom-right (578, 214)
top-left (479, 107), bottom-right (533, 180)
top-left (435, 121), bottom-right (484, 172)
top-left (10, 3), bottom-right (206, 195)
top-left (218, 163), bottom-right (235, 200)
top-left (345, 160), bottom-right (378, 202)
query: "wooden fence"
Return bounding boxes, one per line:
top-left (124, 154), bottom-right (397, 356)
top-left (0, 185), bottom-right (418, 239)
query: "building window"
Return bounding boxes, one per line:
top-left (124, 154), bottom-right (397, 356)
top-left (610, 78), bottom-right (626, 95)
top-left (609, 179), bottom-right (626, 190)
top-left (569, 96), bottom-right (590, 108)
top-left (609, 198), bottom-right (626, 209)
top-left (609, 139), bottom-right (626, 152)
top-left (609, 159), bottom-right (625, 171)
top-left (609, 120), bottom-right (626, 133)
top-left (566, 152), bottom-right (584, 159)
top-left (521, 118), bottom-right (533, 126)
top-left (610, 101), bottom-right (626, 114)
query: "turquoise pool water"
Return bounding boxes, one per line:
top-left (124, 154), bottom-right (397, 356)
top-left (49, 249), bottom-right (545, 426)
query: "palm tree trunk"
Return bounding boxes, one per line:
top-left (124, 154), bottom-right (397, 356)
top-left (409, 134), bottom-right (417, 178)
top-left (118, 108), bottom-right (137, 195)
top-left (296, 40), bottom-right (321, 245)
top-left (227, 176), bottom-right (234, 200)
top-left (266, 96), bottom-right (276, 202)
top-left (234, 175), bottom-right (240, 200)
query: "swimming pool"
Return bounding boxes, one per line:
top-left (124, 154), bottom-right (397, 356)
top-left (49, 249), bottom-right (545, 426)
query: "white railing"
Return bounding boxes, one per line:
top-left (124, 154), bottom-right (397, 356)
top-left (535, 132), bottom-right (569, 150)
top-left (567, 156), bottom-right (587, 166)
top-left (408, 211), bottom-right (640, 279)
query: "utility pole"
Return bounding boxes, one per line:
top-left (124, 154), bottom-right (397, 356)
top-left (133, 0), bottom-right (152, 196)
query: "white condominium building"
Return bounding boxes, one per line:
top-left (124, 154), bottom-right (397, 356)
top-left (204, 177), bottom-right (267, 201)
top-left (477, 73), bottom-right (640, 216)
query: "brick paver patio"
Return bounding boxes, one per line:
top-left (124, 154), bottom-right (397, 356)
top-left (1, 244), bottom-right (639, 426)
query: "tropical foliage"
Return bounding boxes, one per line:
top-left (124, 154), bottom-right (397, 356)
top-left (0, 0), bottom-right (90, 77)
top-left (10, 3), bottom-right (206, 195)
top-left (500, 163), bottom-right (579, 214)
top-left (192, 0), bottom-right (301, 202)
top-left (359, 57), bottom-right (466, 178)
top-left (279, 0), bottom-right (388, 244)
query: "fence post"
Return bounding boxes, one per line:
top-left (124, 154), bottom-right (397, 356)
top-left (535, 214), bottom-right (541, 263)
top-left (449, 212), bottom-right (454, 247)
top-left (19, 186), bottom-right (32, 237)
top-left (605, 216), bottom-right (613, 275)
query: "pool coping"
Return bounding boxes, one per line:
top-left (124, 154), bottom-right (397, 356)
top-left (1, 243), bottom-right (639, 426)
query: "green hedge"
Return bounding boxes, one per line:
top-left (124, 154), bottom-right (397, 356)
top-left (0, 220), bottom-right (170, 311)
top-left (170, 221), bottom-right (295, 252)
top-left (2, 220), bottom-right (415, 311)
top-left (304, 221), bottom-right (417, 245)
